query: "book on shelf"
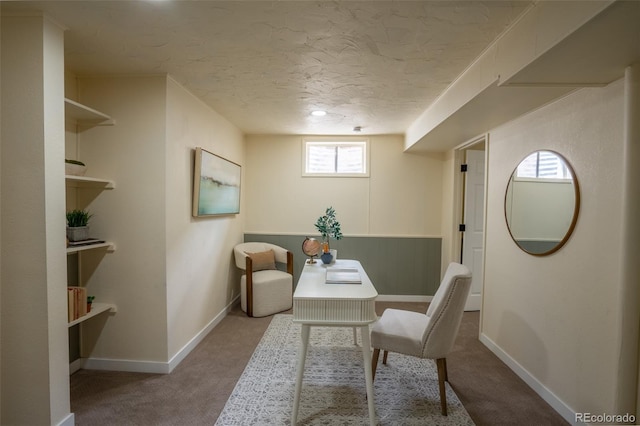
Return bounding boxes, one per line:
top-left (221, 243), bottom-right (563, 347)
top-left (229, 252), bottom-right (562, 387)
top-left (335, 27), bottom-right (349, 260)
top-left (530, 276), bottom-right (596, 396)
top-left (67, 286), bottom-right (88, 322)
top-left (326, 267), bottom-right (362, 284)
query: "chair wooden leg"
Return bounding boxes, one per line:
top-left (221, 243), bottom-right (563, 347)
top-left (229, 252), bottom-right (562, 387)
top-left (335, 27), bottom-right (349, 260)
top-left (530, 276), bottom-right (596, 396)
top-left (371, 348), bottom-right (380, 381)
top-left (372, 349), bottom-right (389, 380)
top-left (443, 358), bottom-right (448, 382)
top-left (245, 257), bottom-right (254, 317)
top-left (436, 358), bottom-right (448, 416)
top-left (246, 275), bottom-right (254, 317)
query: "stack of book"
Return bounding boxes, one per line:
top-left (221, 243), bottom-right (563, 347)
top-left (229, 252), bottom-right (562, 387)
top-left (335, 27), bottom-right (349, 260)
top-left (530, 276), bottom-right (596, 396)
top-left (325, 267), bottom-right (362, 284)
top-left (67, 238), bottom-right (105, 248)
top-left (67, 286), bottom-right (88, 322)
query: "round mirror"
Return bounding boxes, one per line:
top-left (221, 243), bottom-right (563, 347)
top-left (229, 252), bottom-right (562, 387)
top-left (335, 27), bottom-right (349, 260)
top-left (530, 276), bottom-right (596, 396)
top-left (504, 150), bottom-right (580, 256)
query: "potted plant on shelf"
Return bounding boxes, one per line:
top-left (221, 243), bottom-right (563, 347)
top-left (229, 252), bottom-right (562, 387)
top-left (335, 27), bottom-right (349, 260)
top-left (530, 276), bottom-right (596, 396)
top-left (66, 209), bottom-right (93, 242)
top-left (314, 206), bottom-right (343, 264)
top-left (87, 296), bottom-right (95, 313)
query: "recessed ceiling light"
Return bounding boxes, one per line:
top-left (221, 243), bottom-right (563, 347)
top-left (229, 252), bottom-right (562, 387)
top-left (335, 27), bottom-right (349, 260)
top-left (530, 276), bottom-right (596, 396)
top-left (310, 110), bottom-right (327, 117)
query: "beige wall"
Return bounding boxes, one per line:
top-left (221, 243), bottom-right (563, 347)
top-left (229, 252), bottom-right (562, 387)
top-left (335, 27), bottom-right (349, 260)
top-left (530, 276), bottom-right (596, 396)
top-left (245, 134), bottom-right (443, 237)
top-left (482, 79), bottom-right (624, 416)
top-left (165, 77), bottom-right (244, 359)
top-left (1, 15), bottom-right (71, 425)
top-left (75, 76), bottom-right (170, 363)
top-left (70, 75), bottom-right (244, 371)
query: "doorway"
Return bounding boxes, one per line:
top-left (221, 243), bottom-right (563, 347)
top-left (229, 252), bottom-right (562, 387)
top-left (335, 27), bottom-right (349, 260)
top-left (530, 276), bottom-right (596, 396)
top-left (456, 137), bottom-right (486, 311)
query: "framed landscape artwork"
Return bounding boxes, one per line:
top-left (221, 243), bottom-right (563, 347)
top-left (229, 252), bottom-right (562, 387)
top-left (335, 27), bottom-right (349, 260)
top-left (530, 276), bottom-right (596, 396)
top-left (192, 147), bottom-right (241, 217)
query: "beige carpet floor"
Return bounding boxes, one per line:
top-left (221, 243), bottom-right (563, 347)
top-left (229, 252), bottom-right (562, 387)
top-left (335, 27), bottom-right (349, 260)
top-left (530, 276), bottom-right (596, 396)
top-left (70, 302), bottom-right (568, 425)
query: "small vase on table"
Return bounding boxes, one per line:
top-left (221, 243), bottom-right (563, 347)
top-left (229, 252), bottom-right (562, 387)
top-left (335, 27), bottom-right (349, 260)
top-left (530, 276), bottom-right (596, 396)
top-left (320, 241), bottom-right (333, 264)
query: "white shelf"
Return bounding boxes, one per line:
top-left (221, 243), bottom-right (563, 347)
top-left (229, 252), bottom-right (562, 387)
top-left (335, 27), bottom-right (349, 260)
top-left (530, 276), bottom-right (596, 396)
top-left (65, 175), bottom-right (115, 189)
top-left (64, 97), bottom-right (117, 370)
top-left (66, 241), bottom-right (114, 255)
top-left (68, 303), bottom-right (116, 328)
top-left (64, 98), bottom-right (114, 126)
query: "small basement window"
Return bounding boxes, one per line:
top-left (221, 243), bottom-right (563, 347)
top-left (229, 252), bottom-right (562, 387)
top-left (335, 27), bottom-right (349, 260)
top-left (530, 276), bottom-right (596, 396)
top-left (303, 140), bottom-right (369, 177)
top-left (516, 151), bottom-right (572, 180)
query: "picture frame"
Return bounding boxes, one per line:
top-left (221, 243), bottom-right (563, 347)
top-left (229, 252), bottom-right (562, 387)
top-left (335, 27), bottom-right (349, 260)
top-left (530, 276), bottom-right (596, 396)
top-left (192, 147), bottom-right (241, 217)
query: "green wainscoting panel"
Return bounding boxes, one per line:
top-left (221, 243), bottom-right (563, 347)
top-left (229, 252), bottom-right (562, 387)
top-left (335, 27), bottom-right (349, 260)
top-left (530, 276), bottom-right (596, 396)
top-left (244, 234), bottom-right (442, 296)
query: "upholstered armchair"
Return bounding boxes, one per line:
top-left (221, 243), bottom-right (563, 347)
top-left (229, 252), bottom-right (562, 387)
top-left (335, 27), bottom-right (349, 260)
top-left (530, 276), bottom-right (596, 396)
top-left (370, 262), bottom-right (472, 415)
top-left (233, 242), bottom-right (293, 317)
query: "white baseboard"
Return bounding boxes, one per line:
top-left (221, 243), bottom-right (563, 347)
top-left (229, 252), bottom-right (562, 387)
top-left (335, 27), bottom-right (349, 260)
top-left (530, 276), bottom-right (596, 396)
top-left (80, 296), bottom-right (240, 374)
top-left (81, 357), bottom-right (171, 374)
top-left (56, 413), bottom-right (75, 426)
top-left (376, 295), bottom-right (432, 303)
top-left (479, 333), bottom-right (579, 425)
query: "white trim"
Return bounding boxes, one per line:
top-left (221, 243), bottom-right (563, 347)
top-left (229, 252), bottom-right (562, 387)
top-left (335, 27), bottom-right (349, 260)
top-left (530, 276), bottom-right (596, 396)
top-left (80, 296), bottom-right (240, 374)
top-left (479, 333), bottom-right (579, 425)
top-left (81, 357), bottom-right (170, 374)
top-left (302, 173), bottom-right (370, 178)
top-left (513, 177), bottom-right (573, 184)
top-left (454, 133), bottom-right (488, 152)
top-left (56, 413), bottom-right (75, 426)
top-left (376, 295), bottom-right (432, 303)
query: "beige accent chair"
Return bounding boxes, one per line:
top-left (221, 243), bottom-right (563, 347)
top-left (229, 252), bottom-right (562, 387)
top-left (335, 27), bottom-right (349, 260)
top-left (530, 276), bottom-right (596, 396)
top-left (233, 242), bottom-right (293, 317)
top-left (371, 262), bottom-right (472, 415)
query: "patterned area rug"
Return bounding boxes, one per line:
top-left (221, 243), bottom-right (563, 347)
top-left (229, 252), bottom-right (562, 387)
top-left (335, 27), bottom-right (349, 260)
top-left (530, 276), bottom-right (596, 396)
top-left (216, 314), bottom-right (475, 425)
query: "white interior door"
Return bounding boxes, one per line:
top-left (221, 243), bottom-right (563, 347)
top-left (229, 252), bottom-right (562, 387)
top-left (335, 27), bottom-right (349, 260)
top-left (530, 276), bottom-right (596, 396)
top-left (462, 149), bottom-right (485, 311)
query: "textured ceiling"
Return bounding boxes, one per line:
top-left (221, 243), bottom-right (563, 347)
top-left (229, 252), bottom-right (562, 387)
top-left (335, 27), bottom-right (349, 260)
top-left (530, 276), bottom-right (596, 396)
top-left (2, 1), bottom-right (531, 135)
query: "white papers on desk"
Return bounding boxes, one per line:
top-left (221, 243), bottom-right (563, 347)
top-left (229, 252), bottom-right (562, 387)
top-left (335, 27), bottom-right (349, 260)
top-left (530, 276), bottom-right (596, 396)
top-left (326, 267), bottom-right (362, 284)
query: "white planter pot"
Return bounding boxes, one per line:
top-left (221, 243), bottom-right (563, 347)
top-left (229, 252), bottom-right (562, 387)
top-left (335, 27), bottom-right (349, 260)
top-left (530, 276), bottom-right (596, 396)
top-left (67, 226), bottom-right (90, 242)
top-left (65, 163), bottom-right (87, 176)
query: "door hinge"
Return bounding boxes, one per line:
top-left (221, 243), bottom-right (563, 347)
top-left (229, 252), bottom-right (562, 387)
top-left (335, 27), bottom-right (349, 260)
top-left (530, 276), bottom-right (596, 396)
top-left (460, 164), bottom-right (468, 172)
top-left (459, 224), bottom-right (466, 232)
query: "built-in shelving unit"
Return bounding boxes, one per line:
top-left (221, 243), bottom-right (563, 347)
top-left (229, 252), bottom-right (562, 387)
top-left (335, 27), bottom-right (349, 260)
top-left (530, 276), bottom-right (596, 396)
top-left (65, 98), bottom-right (117, 334)
top-left (67, 303), bottom-right (117, 328)
top-left (65, 98), bottom-right (114, 126)
top-left (66, 241), bottom-right (115, 254)
top-left (65, 175), bottom-right (116, 189)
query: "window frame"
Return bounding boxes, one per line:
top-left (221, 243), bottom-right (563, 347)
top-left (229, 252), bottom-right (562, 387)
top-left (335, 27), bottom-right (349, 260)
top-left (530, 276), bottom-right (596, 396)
top-left (514, 151), bottom-right (573, 183)
top-left (302, 139), bottom-right (370, 177)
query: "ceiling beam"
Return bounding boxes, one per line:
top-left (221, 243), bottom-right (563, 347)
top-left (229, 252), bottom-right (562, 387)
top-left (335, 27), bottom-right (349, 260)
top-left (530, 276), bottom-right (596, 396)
top-left (404, 0), bottom-right (633, 153)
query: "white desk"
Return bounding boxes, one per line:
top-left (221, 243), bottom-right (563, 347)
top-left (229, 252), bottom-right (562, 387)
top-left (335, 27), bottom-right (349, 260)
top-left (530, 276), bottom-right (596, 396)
top-left (292, 259), bottom-right (378, 425)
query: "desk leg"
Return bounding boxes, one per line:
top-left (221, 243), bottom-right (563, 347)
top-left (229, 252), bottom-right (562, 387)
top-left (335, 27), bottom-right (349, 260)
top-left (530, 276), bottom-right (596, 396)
top-left (292, 324), bottom-right (310, 425)
top-left (360, 325), bottom-right (376, 426)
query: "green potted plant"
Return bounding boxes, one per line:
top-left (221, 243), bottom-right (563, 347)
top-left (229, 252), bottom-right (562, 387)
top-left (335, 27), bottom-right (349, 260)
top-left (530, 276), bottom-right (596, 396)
top-left (66, 209), bottom-right (93, 242)
top-left (314, 206), bottom-right (342, 263)
top-left (87, 295), bottom-right (95, 313)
